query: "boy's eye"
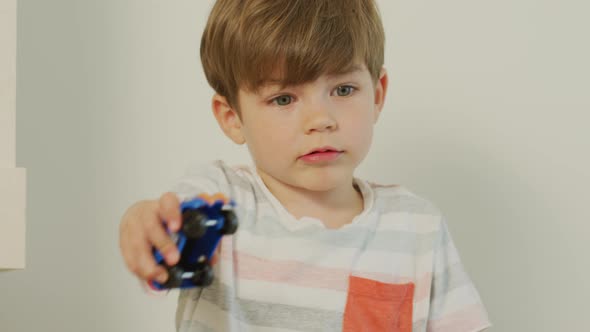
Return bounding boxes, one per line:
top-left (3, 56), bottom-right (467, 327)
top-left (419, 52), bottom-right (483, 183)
top-left (272, 95), bottom-right (293, 106)
top-left (335, 85), bottom-right (355, 97)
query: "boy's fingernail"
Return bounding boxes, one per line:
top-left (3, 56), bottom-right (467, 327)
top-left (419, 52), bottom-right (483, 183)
top-left (167, 251), bottom-right (179, 263)
top-left (156, 273), bottom-right (168, 284)
top-left (169, 219), bottom-right (180, 231)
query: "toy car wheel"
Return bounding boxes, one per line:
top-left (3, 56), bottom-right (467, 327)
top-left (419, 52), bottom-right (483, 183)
top-left (182, 209), bottom-right (208, 239)
top-left (220, 210), bottom-right (238, 235)
top-left (164, 266), bottom-right (184, 288)
top-left (192, 265), bottom-right (214, 287)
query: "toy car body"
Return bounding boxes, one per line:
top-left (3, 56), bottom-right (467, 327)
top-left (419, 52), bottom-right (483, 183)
top-left (149, 193), bottom-right (238, 290)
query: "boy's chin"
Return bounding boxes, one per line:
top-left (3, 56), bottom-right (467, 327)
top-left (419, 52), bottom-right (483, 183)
top-left (258, 164), bottom-right (355, 192)
top-left (295, 171), bottom-right (353, 192)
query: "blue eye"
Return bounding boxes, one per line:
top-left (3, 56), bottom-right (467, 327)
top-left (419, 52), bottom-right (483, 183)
top-left (272, 95), bottom-right (292, 106)
top-left (335, 85), bottom-right (354, 96)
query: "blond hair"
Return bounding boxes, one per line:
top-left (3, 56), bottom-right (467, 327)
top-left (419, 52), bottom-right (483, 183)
top-left (200, 0), bottom-right (385, 111)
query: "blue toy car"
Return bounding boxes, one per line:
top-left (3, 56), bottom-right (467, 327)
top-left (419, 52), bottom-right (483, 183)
top-left (149, 193), bottom-right (238, 290)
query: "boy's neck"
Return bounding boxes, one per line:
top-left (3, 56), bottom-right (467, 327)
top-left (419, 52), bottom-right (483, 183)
top-left (256, 168), bottom-right (364, 229)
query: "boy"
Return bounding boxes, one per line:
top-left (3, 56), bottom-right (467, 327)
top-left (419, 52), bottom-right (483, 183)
top-left (119, 0), bottom-right (491, 331)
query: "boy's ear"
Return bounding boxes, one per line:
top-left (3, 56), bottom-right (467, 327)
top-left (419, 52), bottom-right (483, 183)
top-left (373, 67), bottom-right (389, 123)
top-left (211, 94), bottom-right (246, 145)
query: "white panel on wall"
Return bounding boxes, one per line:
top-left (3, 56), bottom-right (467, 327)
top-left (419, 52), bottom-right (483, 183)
top-left (0, 169), bottom-right (26, 268)
top-left (0, 0), bottom-right (26, 269)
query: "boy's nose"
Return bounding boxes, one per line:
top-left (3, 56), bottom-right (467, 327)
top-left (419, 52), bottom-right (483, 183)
top-left (303, 102), bottom-right (338, 134)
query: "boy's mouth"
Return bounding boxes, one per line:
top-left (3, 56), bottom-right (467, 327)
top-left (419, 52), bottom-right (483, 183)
top-left (302, 146), bottom-right (342, 156)
top-left (299, 146), bottom-right (343, 163)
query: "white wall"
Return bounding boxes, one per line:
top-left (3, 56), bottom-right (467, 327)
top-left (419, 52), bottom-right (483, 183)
top-left (1, 0), bottom-right (588, 331)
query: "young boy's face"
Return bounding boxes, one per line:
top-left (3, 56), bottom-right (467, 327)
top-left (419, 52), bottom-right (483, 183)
top-left (213, 64), bottom-right (388, 193)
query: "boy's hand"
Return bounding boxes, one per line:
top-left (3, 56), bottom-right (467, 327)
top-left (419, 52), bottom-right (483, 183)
top-left (119, 192), bottom-right (183, 284)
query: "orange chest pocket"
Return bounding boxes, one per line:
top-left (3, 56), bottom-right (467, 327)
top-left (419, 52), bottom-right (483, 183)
top-left (343, 276), bottom-right (415, 332)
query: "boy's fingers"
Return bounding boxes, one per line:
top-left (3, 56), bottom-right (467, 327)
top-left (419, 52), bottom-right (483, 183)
top-left (135, 242), bottom-right (169, 283)
top-left (119, 199), bottom-right (177, 283)
top-left (159, 192), bottom-right (182, 232)
top-left (145, 218), bottom-right (180, 266)
top-left (121, 233), bottom-right (168, 283)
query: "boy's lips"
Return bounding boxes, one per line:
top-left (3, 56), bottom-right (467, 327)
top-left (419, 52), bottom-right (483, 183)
top-left (299, 146), bottom-right (343, 163)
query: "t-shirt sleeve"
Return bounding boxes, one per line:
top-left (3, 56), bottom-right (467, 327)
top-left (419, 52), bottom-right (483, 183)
top-left (169, 160), bottom-right (237, 201)
top-left (426, 217), bottom-right (492, 332)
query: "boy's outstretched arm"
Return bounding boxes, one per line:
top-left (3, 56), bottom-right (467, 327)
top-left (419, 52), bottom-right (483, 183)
top-left (118, 192), bottom-right (183, 284)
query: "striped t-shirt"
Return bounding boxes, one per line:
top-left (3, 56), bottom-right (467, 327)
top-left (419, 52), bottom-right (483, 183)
top-left (170, 160), bottom-right (491, 332)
